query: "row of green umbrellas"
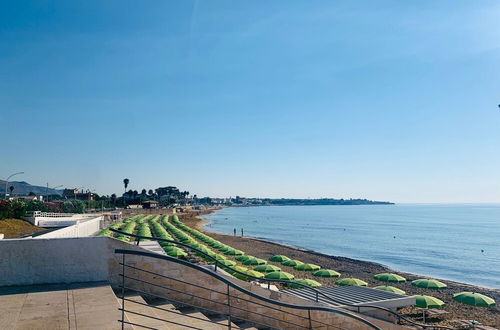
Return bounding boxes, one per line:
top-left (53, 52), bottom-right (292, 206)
top-left (415, 292), bottom-right (495, 308)
top-left (269, 255), bottom-right (340, 277)
top-left (373, 273), bottom-right (448, 289)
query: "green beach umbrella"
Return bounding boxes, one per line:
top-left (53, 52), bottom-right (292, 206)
top-left (212, 254), bottom-right (228, 261)
top-left (163, 245), bottom-right (179, 252)
top-left (243, 258), bottom-right (267, 266)
top-left (374, 286), bottom-right (406, 295)
top-left (411, 279), bottom-right (447, 290)
top-left (453, 292), bottom-right (496, 307)
top-left (236, 255), bottom-right (254, 262)
top-left (269, 255), bottom-right (291, 262)
top-left (167, 248), bottom-right (188, 258)
top-left (264, 271), bottom-right (295, 280)
top-left (217, 259), bottom-right (236, 267)
top-left (230, 266), bottom-right (248, 274)
top-left (374, 273), bottom-right (406, 283)
top-left (242, 270), bottom-right (265, 279)
top-left (217, 245), bottom-right (232, 252)
top-left (336, 278), bottom-right (368, 287)
top-left (224, 249), bottom-right (245, 256)
top-left (287, 279), bottom-right (322, 288)
top-left (313, 269), bottom-right (341, 278)
top-left (414, 295), bottom-right (445, 308)
top-left (254, 264), bottom-right (282, 273)
top-left (294, 263), bottom-right (321, 271)
top-left (282, 259), bottom-right (304, 267)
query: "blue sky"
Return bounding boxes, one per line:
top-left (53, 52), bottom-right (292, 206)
top-left (1, 1), bottom-right (499, 203)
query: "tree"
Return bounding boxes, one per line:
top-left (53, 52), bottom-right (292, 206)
top-left (9, 186), bottom-right (14, 196)
top-left (141, 189), bottom-right (147, 196)
top-left (28, 191), bottom-right (36, 196)
top-left (123, 178), bottom-right (129, 193)
top-left (148, 189), bottom-right (153, 196)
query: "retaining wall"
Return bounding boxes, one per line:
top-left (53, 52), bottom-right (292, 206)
top-left (34, 216), bottom-right (102, 239)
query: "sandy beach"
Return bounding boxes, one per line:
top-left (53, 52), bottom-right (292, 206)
top-left (181, 209), bottom-right (499, 328)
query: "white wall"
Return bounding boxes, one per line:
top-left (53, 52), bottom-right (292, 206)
top-left (34, 216), bottom-right (102, 238)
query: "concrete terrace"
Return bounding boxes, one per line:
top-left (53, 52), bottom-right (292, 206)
top-left (0, 282), bottom-right (125, 330)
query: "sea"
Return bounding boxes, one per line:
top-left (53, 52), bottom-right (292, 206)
top-left (204, 204), bottom-right (500, 289)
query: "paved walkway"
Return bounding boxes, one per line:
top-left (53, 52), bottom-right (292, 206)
top-left (0, 281), bottom-right (127, 330)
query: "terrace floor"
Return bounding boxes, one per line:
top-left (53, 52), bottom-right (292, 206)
top-left (0, 281), bottom-right (128, 330)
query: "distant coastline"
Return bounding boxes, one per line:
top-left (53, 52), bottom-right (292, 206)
top-left (228, 198), bottom-right (394, 207)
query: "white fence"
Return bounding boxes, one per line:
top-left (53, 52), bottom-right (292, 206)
top-left (23, 212), bottom-right (101, 227)
top-left (26, 211), bottom-right (79, 218)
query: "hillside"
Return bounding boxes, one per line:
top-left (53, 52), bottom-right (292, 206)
top-left (0, 180), bottom-right (63, 196)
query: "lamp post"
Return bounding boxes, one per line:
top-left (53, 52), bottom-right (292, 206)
top-left (4, 172), bottom-right (24, 199)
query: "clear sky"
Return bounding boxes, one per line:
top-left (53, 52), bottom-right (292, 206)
top-left (1, 1), bottom-right (499, 203)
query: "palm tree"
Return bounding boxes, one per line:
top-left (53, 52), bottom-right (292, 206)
top-left (123, 178), bottom-right (129, 193)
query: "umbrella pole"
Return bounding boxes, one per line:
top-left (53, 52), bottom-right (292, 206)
top-left (422, 309), bottom-right (426, 323)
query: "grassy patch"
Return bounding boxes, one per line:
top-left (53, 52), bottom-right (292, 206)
top-left (0, 219), bottom-right (47, 238)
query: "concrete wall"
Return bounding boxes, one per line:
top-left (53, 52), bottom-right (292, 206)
top-left (0, 237), bottom-right (110, 286)
top-left (34, 216), bottom-right (102, 239)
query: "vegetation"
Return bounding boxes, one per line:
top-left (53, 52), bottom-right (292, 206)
top-left (0, 219), bottom-right (46, 238)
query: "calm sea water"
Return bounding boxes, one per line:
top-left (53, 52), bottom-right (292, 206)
top-left (204, 204), bottom-right (500, 289)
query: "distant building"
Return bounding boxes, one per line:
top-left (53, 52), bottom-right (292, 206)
top-left (126, 204), bottom-right (143, 209)
top-left (62, 189), bottom-right (79, 199)
top-left (142, 200), bottom-right (158, 209)
top-left (10, 195), bottom-right (44, 202)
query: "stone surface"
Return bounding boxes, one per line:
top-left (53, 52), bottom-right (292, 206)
top-left (0, 282), bottom-right (125, 330)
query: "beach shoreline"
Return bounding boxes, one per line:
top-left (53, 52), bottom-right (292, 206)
top-left (181, 207), bottom-right (499, 327)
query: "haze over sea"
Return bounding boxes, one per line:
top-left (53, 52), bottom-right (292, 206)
top-left (205, 204), bottom-right (500, 289)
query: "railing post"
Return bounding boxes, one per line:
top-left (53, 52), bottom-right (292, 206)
top-left (215, 261), bottom-right (218, 272)
top-left (121, 253), bottom-right (125, 330)
top-left (315, 291), bottom-right (318, 302)
top-left (308, 309), bottom-right (312, 329)
top-left (227, 283), bottom-right (232, 330)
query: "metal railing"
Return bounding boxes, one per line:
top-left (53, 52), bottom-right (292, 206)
top-left (115, 248), bottom-right (383, 330)
top-left (110, 228), bottom-right (456, 330)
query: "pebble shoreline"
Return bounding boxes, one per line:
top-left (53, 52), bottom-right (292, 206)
top-left (181, 210), bottom-right (499, 328)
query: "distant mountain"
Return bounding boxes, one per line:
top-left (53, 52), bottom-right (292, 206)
top-left (0, 180), bottom-right (63, 197)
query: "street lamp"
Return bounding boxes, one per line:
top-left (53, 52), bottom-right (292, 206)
top-left (4, 172), bottom-right (24, 199)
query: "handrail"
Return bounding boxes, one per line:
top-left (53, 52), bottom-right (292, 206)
top-left (115, 248), bottom-right (382, 330)
top-left (119, 263), bottom-right (340, 329)
top-left (109, 228), bottom-right (456, 330)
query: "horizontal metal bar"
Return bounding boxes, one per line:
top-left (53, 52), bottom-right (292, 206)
top-left (119, 286), bottom-right (280, 330)
top-left (120, 297), bottom-right (218, 325)
top-left (117, 319), bottom-right (159, 330)
top-left (119, 285), bottom-right (307, 330)
top-left (119, 308), bottom-right (205, 330)
top-left (120, 262), bottom-right (227, 296)
top-left (121, 274), bottom-right (228, 307)
top-left (119, 266), bottom-right (315, 322)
